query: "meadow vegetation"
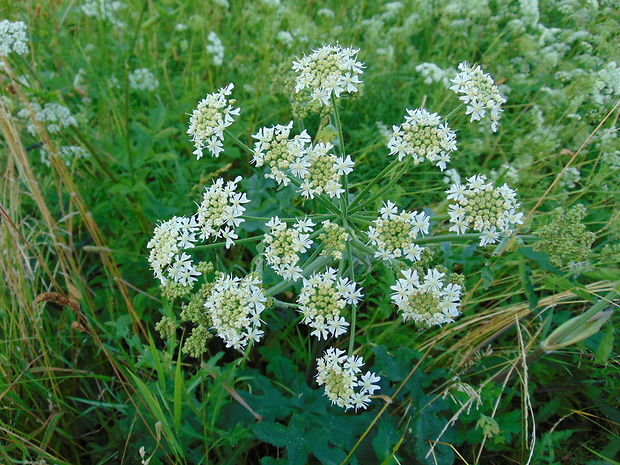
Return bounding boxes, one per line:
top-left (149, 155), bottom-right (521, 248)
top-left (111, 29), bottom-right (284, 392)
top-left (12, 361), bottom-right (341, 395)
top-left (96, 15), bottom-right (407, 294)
top-left (1, 0), bottom-right (619, 464)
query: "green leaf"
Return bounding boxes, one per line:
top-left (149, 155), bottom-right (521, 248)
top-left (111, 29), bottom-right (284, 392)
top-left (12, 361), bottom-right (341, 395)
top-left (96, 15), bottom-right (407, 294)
top-left (594, 323), bottom-right (615, 364)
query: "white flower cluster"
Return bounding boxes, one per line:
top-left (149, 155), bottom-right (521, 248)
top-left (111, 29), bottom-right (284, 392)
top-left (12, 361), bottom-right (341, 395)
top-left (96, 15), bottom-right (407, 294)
top-left (0, 20), bottom-right (28, 60)
top-left (391, 268), bottom-right (462, 327)
top-left (559, 166), bottom-right (581, 190)
top-left (187, 83), bottom-right (240, 159)
top-left (368, 200), bottom-right (429, 261)
top-left (297, 268), bottom-right (362, 340)
top-left (81, 0), bottom-right (125, 27)
top-left (298, 142), bottom-right (353, 199)
top-left (252, 122), bottom-right (354, 197)
top-left (450, 62), bottom-right (506, 132)
top-left (415, 63), bottom-right (451, 87)
top-left (17, 102), bottom-right (77, 136)
top-left (292, 44), bottom-right (364, 105)
top-left (315, 347), bottom-right (380, 411)
top-left (129, 68), bottom-right (159, 92)
top-left (40, 145), bottom-right (90, 167)
top-left (263, 217), bottom-right (314, 281)
top-left (196, 176), bottom-right (249, 248)
top-left (446, 174), bottom-right (523, 246)
top-left (206, 31), bottom-right (224, 66)
top-left (252, 122), bottom-right (311, 185)
top-left (204, 273), bottom-right (266, 350)
top-left (388, 108), bottom-right (457, 170)
top-left (147, 216), bottom-right (201, 286)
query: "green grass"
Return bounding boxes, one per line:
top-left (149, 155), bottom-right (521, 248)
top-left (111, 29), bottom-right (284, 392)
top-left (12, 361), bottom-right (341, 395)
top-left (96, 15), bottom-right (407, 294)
top-left (1, 0), bottom-right (619, 464)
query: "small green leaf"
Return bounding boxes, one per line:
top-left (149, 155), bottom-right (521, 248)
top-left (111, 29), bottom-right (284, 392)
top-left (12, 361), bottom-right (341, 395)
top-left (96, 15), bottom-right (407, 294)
top-left (594, 323), bottom-right (615, 364)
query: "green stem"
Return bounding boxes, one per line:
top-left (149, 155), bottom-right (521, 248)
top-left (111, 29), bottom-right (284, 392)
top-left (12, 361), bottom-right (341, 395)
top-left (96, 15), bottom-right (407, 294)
top-left (348, 157), bottom-right (402, 211)
top-left (349, 158), bottom-right (413, 215)
top-left (225, 128), bottom-right (253, 154)
top-left (265, 255), bottom-right (332, 298)
top-left (192, 235), bottom-right (265, 251)
top-left (345, 239), bottom-right (357, 357)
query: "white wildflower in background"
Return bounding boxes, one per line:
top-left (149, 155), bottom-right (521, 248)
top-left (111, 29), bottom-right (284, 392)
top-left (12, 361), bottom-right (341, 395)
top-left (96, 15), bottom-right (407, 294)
top-left (391, 268), bottom-right (462, 326)
top-left (368, 200), bottom-right (429, 261)
top-left (559, 166), bottom-right (581, 190)
top-left (174, 23), bottom-right (188, 31)
top-left (39, 145), bottom-right (90, 167)
top-left (388, 108), bottom-right (457, 170)
top-left (129, 68), bottom-right (159, 92)
top-left (450, 62), bottom-right (506, 132)
top-left (17, 102), bottom-right (77, 136)
top-left (251, 122), bottom-right (311, 185)
top-left (196, 176), bottom-right (249, 248)
top-left (81, 0), bottom-right (125, 27)
top-left (212, 0), bottom-right (230, 8)
top-left (187, 83), bottom-right (240, 159)
top-left (206, 31), bottom-right (224, 66)
top-left (446, 174), bottom-right (523, 246)
top-left (488, 163), bottom-right (520, 185)
top-left (297, 267), bottom-right (361, 340)
top-left (602, 150), bottom-right (620, 171)
top-left (204, 273), bottom-right (266, 350)
top-left (415, 63), bottom-right (451, 87)
top-left (315, 347), bottom-right (380, 411)
top-left (292, 44), bottom-right (365, 105)
top-left (276, 31), bottom-right (294, 47)
top-left (147, 216), bottom-right (201, 286)
top-left (0, 20), bottom-right (28, 61)
top-left (263, 217), bottom-right (314, 281)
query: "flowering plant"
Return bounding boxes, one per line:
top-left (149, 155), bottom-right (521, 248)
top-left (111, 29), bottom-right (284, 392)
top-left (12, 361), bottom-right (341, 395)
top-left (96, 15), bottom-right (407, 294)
top-left (148, 44), bottom-right (520, 412)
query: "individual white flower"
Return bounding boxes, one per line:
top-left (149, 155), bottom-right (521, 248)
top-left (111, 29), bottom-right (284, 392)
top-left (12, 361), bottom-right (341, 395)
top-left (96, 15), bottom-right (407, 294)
top-left (297, 268), bottom-right (362, 340)
top-left (446, 174), bottom-right (523, 246)
top-left (368, 201), bottom-right (430, 261)
top-left (129, 68), bottom-right (159, 92)
top-left (251, 122), bottom-right (311, 185)
top-left (195, 176), bottom-right (249, 248)
top-left (450, 62), bottom-right (507, 132)
top-left (0, 20), bottom-right (28, 60)
top-left (263, 217), bottom-right (314, 281)
top-left (292, 44), bottom-right (365, 105)
top-left (391, 268), bottom-right (462, 327)
top-left (187, 83), bottom-right (240, 159)
top-left (315, 347), bottom-right (380, 411)
top-left (204, 273), bottom-right (266, 350)
top-left (388, 108), bottom-right (457, 171)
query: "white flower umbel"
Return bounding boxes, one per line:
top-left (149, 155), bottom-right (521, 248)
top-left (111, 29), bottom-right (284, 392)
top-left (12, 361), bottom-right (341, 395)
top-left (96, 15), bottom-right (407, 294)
top-left (368, 200), bottom-right (430, 261)
top-left (450, 62), bottom-right (507, 132)
top-left (206, 31), bottom-right (224, 66)
top-left (39, 145), bottom-right (90, 167)
top-left (81, 0), bottom-right (125, 27)
top-left (17, 102), bottom-right (77, 136)
top-left (298, 142), bottom-right (347, 199)
top-left (292, 44), bottom-right (365, 105)
top-left (147, 216), bottom-right (201, 286)
top-left (446, 174), bottom-right (523, 246)
top-left (129, 68), bottom-right (159, 92)
top-left (388, 108), bottom-right (457, 171)
top-left (263, 217), bottom-right (314, 281)
top-left (315, 347), bottom-right (380, 411)
top-left (204, 273), bottom-right (266, 350)
top-left (297, 267), bottom-right (362, 340)
top-left (187, 83), bottom-right (240, 159)
top-left (0, 20), bottom-right (28, 61)
top-left (251, 121), bottom-right (311, 186)
top-left (391, 268), bottom-right (462, 327)
top-left (196, 176), bottom-right (249, 248)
